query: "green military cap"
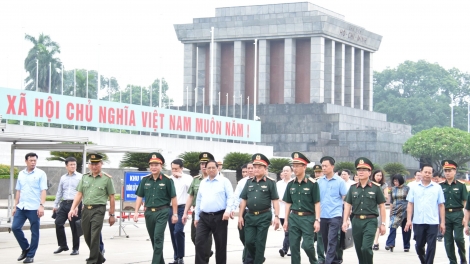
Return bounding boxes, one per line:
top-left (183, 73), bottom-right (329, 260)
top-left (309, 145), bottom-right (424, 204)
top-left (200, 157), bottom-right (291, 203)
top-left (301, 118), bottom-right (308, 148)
top-left (148, 152), bottom-right (165, 165)
top-left (355, 157), bottom-right (373, 171)
top-left (291, 152), bottom-right (310, 165)
top-left (252, 153), bottom-right (270, 166)
top-left (442, 160), bottom-right (457, 169)
top-left (199, 152), bottom-right (214, 162)
top-left (320, 156), bottom-right (335, 165)
top-left (88, 153), bottom-right (103, 163)
top-left (313, 165), bottom-right (322, 172)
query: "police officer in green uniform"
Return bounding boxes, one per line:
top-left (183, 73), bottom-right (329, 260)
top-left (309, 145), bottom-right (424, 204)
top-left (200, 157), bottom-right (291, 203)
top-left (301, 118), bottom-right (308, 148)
top-left (238, 154), bottom-right (280, 264)
top-left (283, 152), bottom-right (321, 264)
top-left (68, 154), bottom-right (116, 264)
top-left (342, 157), bottom-right (386, 264)
top-left (133, 152), bottom-right (178, 264)
top-left (312, 164), bottom-right (326, 264)
top-left (182, 152), bottom-right (213, 263)
top-left (440, 160), bottom-right (468, 264)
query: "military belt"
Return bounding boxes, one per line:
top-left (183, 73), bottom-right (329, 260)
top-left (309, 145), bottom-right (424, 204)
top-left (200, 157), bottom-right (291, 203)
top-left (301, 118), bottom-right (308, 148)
top-left (84, 204), bottom-right (106, 210)
top-left (291, 210), bottom-right (313, 216)
top-left (354, 214), bottom-right (377, 219)
top-left (446, 208), bottom-right (463, 212)
top-left (248, 208), bottom-right (270, 215)
top-left (146, 205), bottom-right (170, 212)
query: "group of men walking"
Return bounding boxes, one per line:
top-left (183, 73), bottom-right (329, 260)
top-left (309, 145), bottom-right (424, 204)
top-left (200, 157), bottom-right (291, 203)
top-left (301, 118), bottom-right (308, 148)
top-left (8, 149), bottom-right (470, 264)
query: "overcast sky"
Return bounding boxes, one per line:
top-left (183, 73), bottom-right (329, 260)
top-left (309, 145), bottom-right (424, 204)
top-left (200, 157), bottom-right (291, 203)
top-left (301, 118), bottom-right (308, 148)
top-left (0, 0), bottom-right (468, 105)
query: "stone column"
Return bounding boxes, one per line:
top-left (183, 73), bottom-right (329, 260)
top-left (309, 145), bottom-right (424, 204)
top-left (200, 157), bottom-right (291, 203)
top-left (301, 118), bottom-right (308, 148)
top-left (234, 41), bottom-right (245, 102)
top-left (354, 49), bottom-right (364, 109)
top-left (284, 38), bottom-right (296, 104)
top-left (258, 39), bottom-right (270, 104)
top-left (334, 43), bottom-right (345, 106)
top-left (196, 45), bottom-right (206, 106)
top-left (324, 39), bottom-right (335, 104)
top-left (363, 51), bottom-right (373, 111)
top-left (209, 42), bottom-right (221, 106)
top-left (310, 37), bottom-right (325, 103)
top-left (344, 46), bottom-right (354, 108)
top-left (183, 43), bottom-right (196, 106)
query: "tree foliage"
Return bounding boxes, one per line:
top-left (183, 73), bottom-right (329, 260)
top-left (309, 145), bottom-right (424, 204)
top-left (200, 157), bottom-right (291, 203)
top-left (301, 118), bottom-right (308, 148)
top-left (0, 164), bottom-right (19, 179)
top-left (268, 158), bottom-right (291, 179)
top-left (120, 152), bottom-right (149, 171)
top-left (178, 151), bottom-right (201, 176)
top-left (223, 152), bottom-right (251, 181)
top-left (402, 127), bottom-right (470, 173)
top-left (383, 162), bottom-right (409, 176)
top-left (110, 79), bottom-right (173, 107)
top-left (374, 60), bottom-right (470, 133)
top-left (46, 142), bottom-right (108, 173)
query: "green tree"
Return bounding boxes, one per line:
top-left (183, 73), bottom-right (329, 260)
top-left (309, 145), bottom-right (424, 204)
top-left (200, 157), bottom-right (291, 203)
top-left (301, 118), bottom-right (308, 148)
top-left (0, 164), bottom-right (19, 179)
top-left (383, 162), bottom-right (409, 176)
top-left (24, 33), bottom-right (62, 93)
top-left (268, 158), bottom-right (291, 180)
top-left (46, 142), bottom-right (108, 173)
top-left (120, 152), bottom-right (149, 171)
top-left (178, 151), bottom-right (201, 176)
top-left (374, 60), bottom-right (470, 133)
top-left (223, 152), bottom-right (251, 181)
top-left (402, 127), bottom-right (470, 173)
top-left (334, 161), bottom-right (356, 175)
top-left (110, 78), bottom-right (173, 107)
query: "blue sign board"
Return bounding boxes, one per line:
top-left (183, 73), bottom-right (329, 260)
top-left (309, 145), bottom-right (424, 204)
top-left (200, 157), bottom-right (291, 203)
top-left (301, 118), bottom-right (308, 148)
top-left (123, 171), bottom-right (149, 202)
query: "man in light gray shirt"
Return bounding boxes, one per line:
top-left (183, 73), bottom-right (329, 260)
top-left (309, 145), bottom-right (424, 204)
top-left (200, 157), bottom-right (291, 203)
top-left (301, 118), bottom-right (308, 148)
top-left (53, 157), bottom-right (82, 256)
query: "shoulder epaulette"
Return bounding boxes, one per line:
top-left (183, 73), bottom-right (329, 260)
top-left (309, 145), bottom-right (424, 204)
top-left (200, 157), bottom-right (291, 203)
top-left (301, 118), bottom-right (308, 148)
top-left (102, 172), bottom-right (112, 178)
top-left (266, 176), bottom-right (275, 181)
top-left (308, 177), bottom-right (317, 183)
top-left (439, 181), bottom-right (445, 185)
top-left (142, 174), bottom-right (151, 179)
top-left (163, 174), bottom-right (171, 179)
top-left (457, 180), bottom-right (466, 184)
top-left (193, 174), bottom-right (202, 179)
top-left (372, 181), bottom-right (381, 187)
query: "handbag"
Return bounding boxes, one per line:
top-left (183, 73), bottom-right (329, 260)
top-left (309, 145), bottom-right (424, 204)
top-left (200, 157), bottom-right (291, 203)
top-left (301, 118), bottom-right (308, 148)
top-left (340, 227), bottom-right (354, 250)
top-left (75, 219), bottom-right (83, 237)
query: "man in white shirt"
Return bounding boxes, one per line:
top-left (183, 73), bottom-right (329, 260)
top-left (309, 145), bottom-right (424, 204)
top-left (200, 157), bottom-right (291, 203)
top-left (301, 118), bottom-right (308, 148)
top-left (277, 165), bottom-right (293, 257)
top-left (340, 169), bottom-right (357, 191)
top-left (168, 159), bottom-right (193, 264)
top-left (407, 171), bottom-right (422, 190)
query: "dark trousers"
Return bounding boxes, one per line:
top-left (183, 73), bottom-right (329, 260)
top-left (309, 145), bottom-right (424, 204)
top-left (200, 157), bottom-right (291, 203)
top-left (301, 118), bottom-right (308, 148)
top-left (12, 208), bottom-right (40, 258)
top-left (191, 211), bottom-right (212, 262)
top-left (168, 206), bottom-right (185, 260)
top-left (320, 217), bottom-right (342, 264)
top-left (385, 218), bottom-right (411, 249)
top-left (82, 206), bottom-right (106, 264)
top-left (413, 224), bottom-right (438, 264)
top-left (280, 218), bottom-right (290, 253)
top-left (195, 212), bottom-right (228, 264)
top-left (55, 201), bottom-right (81, 250)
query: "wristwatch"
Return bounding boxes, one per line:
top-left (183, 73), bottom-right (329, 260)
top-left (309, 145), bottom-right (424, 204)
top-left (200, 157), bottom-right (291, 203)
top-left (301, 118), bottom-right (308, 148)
top-left (274, 215), bottom-right (279, 218)
top-left (39, 204), bottom-right (44, 207)
top-left (109, 214), bottom-right (115, 217)
top-left (173, 214), bottom-right (178, 217)
top-left (381, 222), bottom-right (386, 226)
top-left (315, 219), bottom-right (321, 222)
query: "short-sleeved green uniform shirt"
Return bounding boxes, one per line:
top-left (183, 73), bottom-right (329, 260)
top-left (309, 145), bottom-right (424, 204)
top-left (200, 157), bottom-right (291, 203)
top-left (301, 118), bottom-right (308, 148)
top-left (240, 176), bottom-right (279, 211)
top-left (187, 175), bottom-right (204, 207)
top-left (283, 176), bottom-right (320, 213)
top-left (345, 181), bottom-right (385, 215)
top-left (135, 173), bottom-right (176, 208)
top-left (441, 180), bottom-right (468, 209)
top-left (77, 172), bottom-right (116, 205)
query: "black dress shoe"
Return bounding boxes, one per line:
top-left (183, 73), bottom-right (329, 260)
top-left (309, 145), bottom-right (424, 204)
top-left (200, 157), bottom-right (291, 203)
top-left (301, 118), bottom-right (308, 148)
top-left (53, 246), bottom-right (69, 254)
top-left (70, 250), bottom-right (79, 255)
top-left (279, 249), bottom-right (285, 257)
top-left (23, 257), bottom-right (34, 263)
top-left (17, 248), bottom-right (30, 261)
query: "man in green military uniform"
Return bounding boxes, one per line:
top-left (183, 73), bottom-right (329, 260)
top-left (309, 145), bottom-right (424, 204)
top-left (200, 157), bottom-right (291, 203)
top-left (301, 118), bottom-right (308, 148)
top-left (182, 152), bottom-right (213, 263)
top-left (312, 164), bottom-right (325, 264)
top-left (133, 152), bottom-right (178, 264)
top-left (68, 154), bottom-right (115, 264)
top-left (283, 152), bottom-right (321, 264)
top-left (342, 157), bottom-right (386, 264)
top-left (238, 154), bottom-right (280, 264)
top-left (440, 160), bottom-right (468, 264)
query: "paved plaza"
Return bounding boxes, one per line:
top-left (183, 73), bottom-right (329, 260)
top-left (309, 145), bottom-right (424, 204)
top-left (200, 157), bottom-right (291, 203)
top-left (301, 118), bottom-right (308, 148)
top-left (0, 202), bottom-right (460, 264)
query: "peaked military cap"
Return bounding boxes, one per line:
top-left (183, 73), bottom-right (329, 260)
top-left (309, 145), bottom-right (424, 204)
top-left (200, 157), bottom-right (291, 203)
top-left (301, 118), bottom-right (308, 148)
top-left (355, 157), bottom-right (373, 170)
top-left (148, 152), bottom-right (165, 164)
top-left (442, 160), bottom-right (457, 169)
top-left (291, 152), bottom-right (310, 165)
top-left (320, 156), bottom-right (335, 165)
top-left (199, 152), bottom-right (214, 162)
top-left (88, 153), bottom-right (103, 163)
top-left (313, 165), bottom-right (322, 172)
top-left (252, 153), bottom-right (270, 166)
